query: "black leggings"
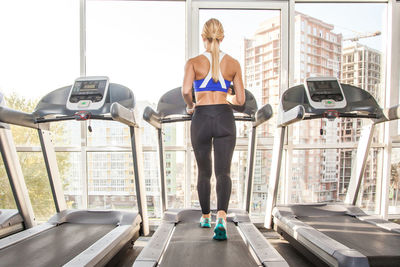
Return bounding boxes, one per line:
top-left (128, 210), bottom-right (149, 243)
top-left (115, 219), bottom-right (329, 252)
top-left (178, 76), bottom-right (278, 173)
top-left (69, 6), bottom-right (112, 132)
top-left (191, 104), bottom-right (236, 214)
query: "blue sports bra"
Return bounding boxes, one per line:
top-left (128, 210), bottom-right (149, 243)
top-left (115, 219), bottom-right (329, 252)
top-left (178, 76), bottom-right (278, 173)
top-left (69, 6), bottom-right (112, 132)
top-left (193, 52), bottom-right (232, 93)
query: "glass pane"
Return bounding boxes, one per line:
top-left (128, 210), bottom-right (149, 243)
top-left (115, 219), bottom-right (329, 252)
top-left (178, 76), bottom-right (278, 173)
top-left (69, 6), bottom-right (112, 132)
top-left (141, 123), bottom-right (158, 148)
top-left (390, 148), bottom-right (400, 215)
top-left (143, 151), bottom-right (161, 219)
top-left (87, 152), bottom-right (138, 211)
top-left (165, 151), bottom-right (185, 209)
top-left (293, 118), bottom-right (380, 145)
top-left (18, 152), bottom-right (56, 223)
top-left (291, 149), bottom-right (345, 203)
top-left (4, 94), bottom-right (40, 146)
top-left (137, 102), bottom-right (159, 147)
top-left (86, 1), bottom-right (185, 104)
top-left (87, 121), bottom-right (130, 147)
top-left (293, 3), bottom-right (386, 145)
top-left (190, 151), bottom-right (198, 208)
top-left (199, 9), bottom-right (281, 136)
top-left (0, 0), bottom-right (79, 99)
top-left (57, 152), bottom-right (83, 209)
top-left (0, 153), bottom-right (17, 209)
top-left (191, 150), bottom-right (247, 210)
top-left (50, 121), bottom-right (81, 147)
top-left (338, 149), bottom-right (353, 200)
top-left (251, 150), bottom-right (273, 218)
top-left (289, 148), bottom-right (380, 213)
top-left (358, 148), bottom-right (381, 213)
top-left (237, 121), bottom-right (254, 138)
top-left (164, 122), bottom-right (185, 147)
top-left (230, 151), bottom-right (247, 209)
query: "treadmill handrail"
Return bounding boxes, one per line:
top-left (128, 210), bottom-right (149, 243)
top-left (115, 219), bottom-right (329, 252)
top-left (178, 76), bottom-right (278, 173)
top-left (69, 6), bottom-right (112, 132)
top-left (384, 103), bottom-right (400, 121)
top-left (110, 102), bottom-right (138, 127)
top-left (0, 106), bottom-right (39, 129)
top-left (253, 104), bottom-right (273, 128)
top-left (143, 105), bottom-right (260, 128)
top-left (143, 106), bottom-right (162, 129)
top-left (279, 105), bottom-right (305, 127)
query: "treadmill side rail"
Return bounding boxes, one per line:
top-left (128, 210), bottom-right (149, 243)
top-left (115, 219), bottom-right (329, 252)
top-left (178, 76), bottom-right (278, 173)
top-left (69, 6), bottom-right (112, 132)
top-left (357, 215), bottom-right (400, 233)
top-left (238, 222), bottom-right (288, 267)
top-left (64, 224), bottom-right (140, 267)
top-left (0, 222), bottom-right (55, 250)
top-left (273, 207), bottom-right (369, 267)
top-left (133, 222), bottom-right (175, 267)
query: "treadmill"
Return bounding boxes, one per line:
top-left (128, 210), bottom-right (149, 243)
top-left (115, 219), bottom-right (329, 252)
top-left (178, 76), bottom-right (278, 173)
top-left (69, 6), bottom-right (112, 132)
top-left (264, 77), bottom-right (400, 267)
top-left (134, 87), bottom-right (288, 267)
top-left (0, 210), bottom-right (24, 239)
top-left (0, 92), bottom-right (37, 239)
top-left (0, 76), bottom-right (149, 266)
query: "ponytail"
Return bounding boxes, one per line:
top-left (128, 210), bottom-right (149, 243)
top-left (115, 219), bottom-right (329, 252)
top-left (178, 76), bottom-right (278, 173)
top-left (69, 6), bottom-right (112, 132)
top-left (202, 18), bottom-right (224, 83)
top-left (210, 38), bottom-right (220, 83)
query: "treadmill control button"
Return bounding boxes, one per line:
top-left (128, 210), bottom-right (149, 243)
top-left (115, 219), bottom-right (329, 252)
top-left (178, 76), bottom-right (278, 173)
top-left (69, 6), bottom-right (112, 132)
top-left (322, 99), bottom-right (335, 107)
top-left (78, 100), bottom-right (91, 108)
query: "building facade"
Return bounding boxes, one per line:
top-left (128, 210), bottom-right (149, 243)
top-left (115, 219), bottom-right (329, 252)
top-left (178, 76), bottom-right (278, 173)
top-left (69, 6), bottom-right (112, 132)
top-left (244, 12), bottom-right (346, 206)
top-left (339, 43), bottom-right (381, 208)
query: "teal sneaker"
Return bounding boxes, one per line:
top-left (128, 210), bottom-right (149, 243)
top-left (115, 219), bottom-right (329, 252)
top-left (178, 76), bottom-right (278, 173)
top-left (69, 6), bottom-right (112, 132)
top-left (213, 218), bottom-right (227, 240)
top-left (199, 217), bottom-right (211, 228)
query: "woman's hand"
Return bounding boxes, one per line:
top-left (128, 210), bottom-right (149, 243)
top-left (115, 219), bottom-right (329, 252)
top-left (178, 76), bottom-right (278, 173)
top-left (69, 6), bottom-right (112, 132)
top-left (226, 88), bottom-right (234, 104)
top-left (186, 103), bottom-right (196, 114)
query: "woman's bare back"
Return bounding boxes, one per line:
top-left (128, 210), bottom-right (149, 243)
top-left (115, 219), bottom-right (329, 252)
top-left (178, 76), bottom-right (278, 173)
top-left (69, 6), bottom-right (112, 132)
top-left (189, 53), bottom-right (243, 106)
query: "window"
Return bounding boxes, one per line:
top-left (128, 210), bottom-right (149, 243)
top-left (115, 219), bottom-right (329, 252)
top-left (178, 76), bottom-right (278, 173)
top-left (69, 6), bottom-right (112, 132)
top-left (291, 2), bottom-right (387, 214)
top-left (86, 1), bottom-right (185, 104)
top-left (88, 152), bottom-right (137, 211)
top-left (0, 0), bottom-right (80, 222)
top-left (0, 157), bottom-right (17, 210)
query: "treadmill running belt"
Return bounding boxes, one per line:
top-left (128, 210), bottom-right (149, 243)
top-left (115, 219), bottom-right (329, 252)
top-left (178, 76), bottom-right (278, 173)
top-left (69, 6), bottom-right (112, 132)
top-left (160, 222), bottom-right (258, 267)
top-left (299, 215), bottom-right (400, 266)
top-left (0, 223), bottom-right (115, 267)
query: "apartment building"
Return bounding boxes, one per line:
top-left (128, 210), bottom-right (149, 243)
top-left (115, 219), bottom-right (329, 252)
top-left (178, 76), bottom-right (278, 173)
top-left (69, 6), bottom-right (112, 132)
top-left (244, 12), bottom-right (343, 205)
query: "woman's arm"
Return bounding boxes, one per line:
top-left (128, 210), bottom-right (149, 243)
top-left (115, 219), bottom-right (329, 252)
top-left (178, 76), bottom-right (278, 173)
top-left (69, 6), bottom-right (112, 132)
top-left (182, 59), bottom-right (196, 113)
top-left (229, 60), bottom-right (245, 106)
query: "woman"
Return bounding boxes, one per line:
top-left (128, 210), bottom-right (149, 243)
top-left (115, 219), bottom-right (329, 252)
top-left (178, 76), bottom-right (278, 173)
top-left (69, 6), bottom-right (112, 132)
top-left (181, 18), bottom-right (245, 240)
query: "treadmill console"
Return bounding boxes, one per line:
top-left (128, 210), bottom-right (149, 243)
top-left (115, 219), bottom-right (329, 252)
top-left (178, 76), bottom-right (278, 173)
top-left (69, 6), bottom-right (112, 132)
top-left (66, 76), bottom-right (109, 110)
top-left (304, 77), bottom-right (347, 109)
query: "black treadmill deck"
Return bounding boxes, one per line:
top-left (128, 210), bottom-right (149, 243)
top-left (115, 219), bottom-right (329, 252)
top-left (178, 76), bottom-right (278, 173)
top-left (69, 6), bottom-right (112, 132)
top-left (160, 221), bottom-right (258, 267)
top-left (134, 209), bottom-right (288, 267)
top-left (277, 204), bottom-right (400, 267)
top-left (0, 223), bottom-right (115, 267)
top-left (300, 215), bottom-right (400, 266)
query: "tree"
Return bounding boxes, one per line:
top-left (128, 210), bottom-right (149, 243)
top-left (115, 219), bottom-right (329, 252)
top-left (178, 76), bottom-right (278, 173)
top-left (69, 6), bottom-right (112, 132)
top-left (391, 161), bottom-right (400, 204)
top-left (0, 93), bottom-right (71, 222)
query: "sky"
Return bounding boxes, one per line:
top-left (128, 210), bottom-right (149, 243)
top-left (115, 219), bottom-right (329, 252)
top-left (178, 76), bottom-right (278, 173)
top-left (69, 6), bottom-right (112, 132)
top-left (295, 3), bottom-right (385, 51)
top-left (0, 0), bottom-right (387, 105)
top-left (199, 9), bottom-right (280, 64)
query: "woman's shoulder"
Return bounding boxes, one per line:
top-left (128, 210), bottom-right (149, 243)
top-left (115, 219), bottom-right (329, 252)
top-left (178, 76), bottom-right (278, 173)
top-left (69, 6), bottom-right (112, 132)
top-left (186, 55), bottom-right (207, 67)
top-left (222, 53), bottom-right (240, 66)
top-left (189, 54), bottom-right (207, 61)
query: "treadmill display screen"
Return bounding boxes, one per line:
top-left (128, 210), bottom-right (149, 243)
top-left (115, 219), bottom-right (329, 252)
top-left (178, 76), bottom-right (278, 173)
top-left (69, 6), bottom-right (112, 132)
top-left (69, 80), bottom-right (107, 103)
top-left (72, 80), bottom-right (107, 94)
top-left (307, 80), bottom-right (344, 102)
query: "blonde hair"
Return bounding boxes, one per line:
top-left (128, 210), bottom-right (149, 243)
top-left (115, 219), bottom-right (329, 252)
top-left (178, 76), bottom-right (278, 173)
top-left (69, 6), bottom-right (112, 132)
top-left (201, 18), bottom-right (224, 83)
